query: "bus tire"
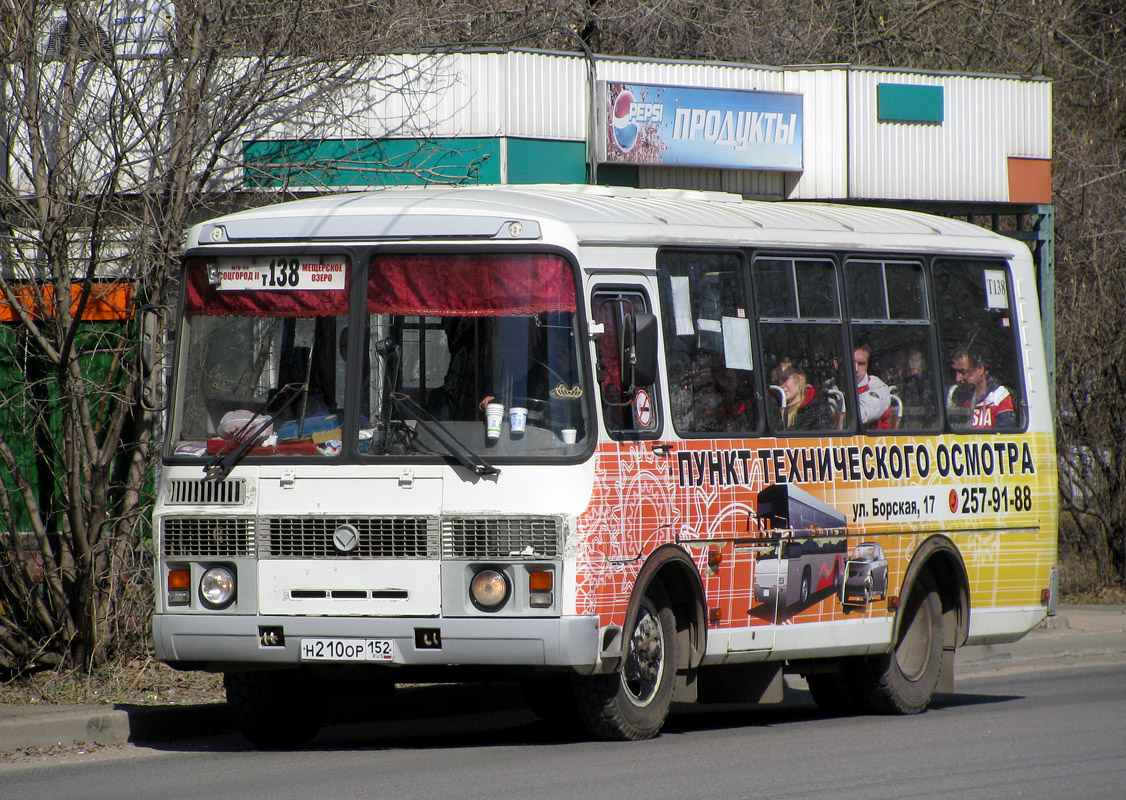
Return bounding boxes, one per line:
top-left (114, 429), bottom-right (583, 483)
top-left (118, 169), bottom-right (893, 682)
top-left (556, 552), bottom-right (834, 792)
top-left (848, 573), bottom-right (943, 714)
top-left (573, 586), bottom-right (677, 740)
top-left (224, 670), bottom-right (324, 748)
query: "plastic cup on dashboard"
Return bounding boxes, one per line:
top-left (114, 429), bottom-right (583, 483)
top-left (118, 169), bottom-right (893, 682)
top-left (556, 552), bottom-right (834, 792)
top-left (485, 403), bottom-right (504, 440)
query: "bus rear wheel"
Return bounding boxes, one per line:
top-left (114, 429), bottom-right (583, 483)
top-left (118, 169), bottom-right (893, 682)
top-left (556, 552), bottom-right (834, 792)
top-left (848, 573), bottom-right (943, 714)
top-left (224, 669), bottom-right (325, 748)
top-left (573, 586), bottom-right (677, 741)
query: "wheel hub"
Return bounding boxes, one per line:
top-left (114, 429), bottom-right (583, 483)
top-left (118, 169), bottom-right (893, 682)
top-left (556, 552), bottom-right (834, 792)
top-left (623, 605), bottom-right (664, 705)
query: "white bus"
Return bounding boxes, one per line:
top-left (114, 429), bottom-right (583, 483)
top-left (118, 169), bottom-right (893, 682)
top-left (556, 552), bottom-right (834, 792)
top-left (153, 185), bottom-right (1058, 746)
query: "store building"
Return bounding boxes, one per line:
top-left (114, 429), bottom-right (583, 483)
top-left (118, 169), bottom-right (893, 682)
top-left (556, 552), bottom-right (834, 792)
top-left (243, 49), bottom-right (1053, 378)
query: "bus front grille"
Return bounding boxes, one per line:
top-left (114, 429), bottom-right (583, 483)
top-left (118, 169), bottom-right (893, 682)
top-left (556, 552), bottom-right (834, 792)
top-left (441, 516), bottom-right (561, 559)
top-left (166, 478), bottom-right (245, 505)
top-left (261, 517), bottom-right (439, 559)
top-left (162, 516), bottom-right (255, 557)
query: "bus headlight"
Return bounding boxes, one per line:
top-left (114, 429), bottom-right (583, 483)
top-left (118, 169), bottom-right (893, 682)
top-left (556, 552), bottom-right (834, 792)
top-left (199, 565), bottom-right (237, 609)
top-left (469, 568), bottom-right (510, 611)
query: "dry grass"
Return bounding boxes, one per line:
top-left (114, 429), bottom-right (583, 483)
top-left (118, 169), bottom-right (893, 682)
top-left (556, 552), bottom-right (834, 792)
top-left (1058, 547), bottom-right (1126, 604)
top-left (0, 656), bottom-right (224, 707)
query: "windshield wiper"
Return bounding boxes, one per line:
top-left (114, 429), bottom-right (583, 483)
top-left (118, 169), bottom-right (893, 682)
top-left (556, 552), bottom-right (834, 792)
top-left (202, 382), bottom-right (306, 481)
top-left (388, 392), bottom-right (500, 477)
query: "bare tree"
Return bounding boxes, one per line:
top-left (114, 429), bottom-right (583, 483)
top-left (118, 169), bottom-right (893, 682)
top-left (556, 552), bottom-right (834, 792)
top-left (0, 0), bottom-right (462, 671)
top-left (1, 0), bottom-right (1121, 672)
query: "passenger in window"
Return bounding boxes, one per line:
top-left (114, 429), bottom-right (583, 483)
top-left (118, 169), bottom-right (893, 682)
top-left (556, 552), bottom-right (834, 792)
top-left (899, 349), bottom-right (929, 407)
top-left (676, 350), bottom-right (752, 433)
top-left (770, 357), bottom-right (794, 386)
top-left (771, 362), bottom-right (833, 432)
top-left (672, 350), bottom-right (721, 432)
top-left (715, 365), bottom-right (754, 431)
top-left (854, 344), bottom-right (892, 430)
top-left (949, 348), bottom-right (1017, 429)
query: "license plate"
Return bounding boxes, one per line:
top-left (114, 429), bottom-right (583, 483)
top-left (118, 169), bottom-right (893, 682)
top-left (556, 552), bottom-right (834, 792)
top-left (299, 638), bottom-right (394, 662)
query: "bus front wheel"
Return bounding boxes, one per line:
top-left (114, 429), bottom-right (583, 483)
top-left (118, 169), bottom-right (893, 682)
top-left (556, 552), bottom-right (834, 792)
top-left (848, 573), bottom-right (943, 714)
top-left (573, 585), bottom-right (677, 740)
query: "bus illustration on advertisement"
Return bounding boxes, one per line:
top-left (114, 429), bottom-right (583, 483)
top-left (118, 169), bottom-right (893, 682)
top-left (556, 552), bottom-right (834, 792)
top-left (152, 185), bottom-right (1058, 746)
top-left (752, 483), bottom-right (847, 613)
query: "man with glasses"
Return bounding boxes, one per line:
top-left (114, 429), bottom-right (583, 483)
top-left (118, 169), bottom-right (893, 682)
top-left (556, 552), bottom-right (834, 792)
top-left (949, 347), bottom-right (1017, 429)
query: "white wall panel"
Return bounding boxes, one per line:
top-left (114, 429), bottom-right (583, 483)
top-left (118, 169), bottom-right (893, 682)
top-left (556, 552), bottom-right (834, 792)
top-left (848, 69), bottom-right (1051, 202)
top-left (784, 68), bottom-right (849, 200)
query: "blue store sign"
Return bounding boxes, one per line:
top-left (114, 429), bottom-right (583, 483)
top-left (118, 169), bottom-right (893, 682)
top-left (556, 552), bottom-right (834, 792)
top-left (599, 82), bottom-right (804, 171)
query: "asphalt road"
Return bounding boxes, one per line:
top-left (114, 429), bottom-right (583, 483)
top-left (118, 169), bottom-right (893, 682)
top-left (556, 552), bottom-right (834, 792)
top-left (2, 660), bottom-right (1123, 800)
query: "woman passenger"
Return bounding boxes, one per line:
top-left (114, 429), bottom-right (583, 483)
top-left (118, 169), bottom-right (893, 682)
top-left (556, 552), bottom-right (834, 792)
top-left (773, 363), bottom-right (833, 431)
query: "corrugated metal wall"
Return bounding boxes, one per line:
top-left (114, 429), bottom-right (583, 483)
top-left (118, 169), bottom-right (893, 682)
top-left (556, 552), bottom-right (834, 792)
top-left (399, 52), bottom-right (789, 141)
top-left (5, 50), bottom-right (1051, 201)
top-left (847, 69), bottom-right (1051, 202)
top-left (785, 68), bottom-right (850, 200)
top-left (398, 54), bottom-right (1050, 203)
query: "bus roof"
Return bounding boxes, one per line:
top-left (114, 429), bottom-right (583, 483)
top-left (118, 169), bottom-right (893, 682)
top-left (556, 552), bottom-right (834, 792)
top-left (185, 185), bottom-right (1021, 258)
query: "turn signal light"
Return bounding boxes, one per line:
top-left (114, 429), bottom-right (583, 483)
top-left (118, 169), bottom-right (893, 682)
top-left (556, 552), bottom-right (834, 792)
top-left (529, 571), bottom-right (553, 591)
top-left (167, 569), bottom-right (190, 606)
top-left (529, 570), bottom-right (553, 608)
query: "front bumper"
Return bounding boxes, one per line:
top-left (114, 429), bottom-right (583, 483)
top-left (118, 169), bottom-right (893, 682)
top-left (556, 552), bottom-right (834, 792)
top-left (154, 613), bottom-right (599, 670)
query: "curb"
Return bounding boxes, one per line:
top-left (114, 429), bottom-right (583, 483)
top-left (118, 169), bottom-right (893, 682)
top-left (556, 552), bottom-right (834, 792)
top-left (0, 703), bottom-right (228, 753)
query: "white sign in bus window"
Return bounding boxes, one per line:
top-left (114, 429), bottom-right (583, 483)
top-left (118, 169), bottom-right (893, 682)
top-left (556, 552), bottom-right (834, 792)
top-left (671, 277), bottom-right (694, 335)
top-left (217, 257), bottom-right (347, 291)
top-left (722, 315), bottom-right (754, 370)
top-left (984, 269), bottom-right (1009, 309)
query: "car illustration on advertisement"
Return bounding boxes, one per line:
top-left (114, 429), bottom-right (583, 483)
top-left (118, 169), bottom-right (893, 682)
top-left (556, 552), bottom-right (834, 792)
top-left (839, 542), bottom-right (889, 607)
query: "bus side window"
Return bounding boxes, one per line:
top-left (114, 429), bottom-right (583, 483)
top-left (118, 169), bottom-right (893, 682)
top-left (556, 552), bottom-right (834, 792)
top-left (753, 257), bottom-right (848, 435)
top-left (593, 289), bottom-right (660, 438)
top-left (845, 259), bottom-right (941, 432)
top-left (933, 260), bottom-right (1024, 431)
top-left (657, 251), bottom-right (757, 437)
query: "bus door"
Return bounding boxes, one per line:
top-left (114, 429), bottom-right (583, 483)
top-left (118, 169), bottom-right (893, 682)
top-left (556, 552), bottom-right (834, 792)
top-left (590, 287), bottom-right (668, 565)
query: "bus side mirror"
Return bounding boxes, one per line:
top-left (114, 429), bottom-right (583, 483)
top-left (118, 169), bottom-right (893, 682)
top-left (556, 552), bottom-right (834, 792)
top-left (139, 304), bottom-right (172, 412)
top-left (621, 312), bottom-right (658, 390)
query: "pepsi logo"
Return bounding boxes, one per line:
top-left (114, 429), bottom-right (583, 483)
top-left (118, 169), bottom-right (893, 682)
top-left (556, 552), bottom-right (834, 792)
top-left (612, 91), bottom-right (639, 153)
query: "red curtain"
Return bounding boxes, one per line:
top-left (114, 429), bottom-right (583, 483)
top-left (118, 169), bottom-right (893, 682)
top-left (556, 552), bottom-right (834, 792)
top-left (368, 253), bottom-right (576, 316)
top-left (184, 262), bottom-right (349, 317)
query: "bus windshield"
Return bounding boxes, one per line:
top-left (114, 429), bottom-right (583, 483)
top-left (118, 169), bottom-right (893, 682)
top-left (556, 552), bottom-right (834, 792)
top-left (170, 252), bottom-right (589, 460)
top-left (362, 253), bottom-right (588, 458)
